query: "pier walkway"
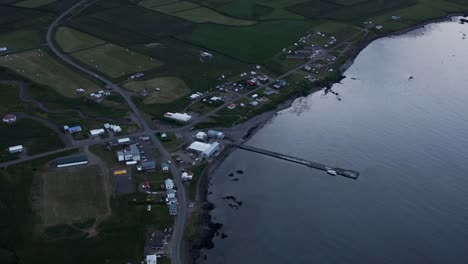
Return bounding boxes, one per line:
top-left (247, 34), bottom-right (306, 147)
top-left (232, 143), bottom-right (359, 179)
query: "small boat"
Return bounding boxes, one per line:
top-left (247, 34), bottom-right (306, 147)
top-left (327, 169), bottom-right (337, 176)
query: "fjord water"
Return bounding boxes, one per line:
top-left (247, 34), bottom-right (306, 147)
top-left (203, 18), bottom-right (468, 264)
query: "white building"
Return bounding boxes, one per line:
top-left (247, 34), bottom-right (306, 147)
top-left (104, 123), bottom-right (122, 133)
top-left (165, 178), bottom-right (174, 190)
top-left (90, 128), bottom-right (105, 136)
top-left (164, 112), bottom-right (192, 123)
top-left (188, 141), bottom-right (211, 153)
top-left (189, 93), bottom-right (202, 100)
top-left (146, 254), bottom-right (157, 264)
top-left (167, 189), bottom-right (176, 198)
top-left (8, 145), bottom-right (23, 154)
top-left (2, 114), bottom-right (16, 124)
top-left (182, 172), bottom-right (194, 181)
top-left (201, 142), bottom-right (221, 159)
top-left (116, 144), bottom-right (140, 162)
top-left (117, 137), bottom-right (131, 144)
top-left (195, 132), bottom-right (207, 141)
top-left (207, 130), bottom-right (224, 139)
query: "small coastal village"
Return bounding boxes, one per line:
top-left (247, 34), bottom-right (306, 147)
top-left (1, 0), bottom-right (468, 263)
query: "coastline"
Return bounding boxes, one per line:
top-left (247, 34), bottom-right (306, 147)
top-left (184, 13), bottom-right (467, 264)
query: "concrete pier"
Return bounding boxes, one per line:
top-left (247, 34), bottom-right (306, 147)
top-left (233, 143), bottom-right (359, 179)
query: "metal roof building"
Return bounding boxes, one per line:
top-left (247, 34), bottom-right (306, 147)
top-left (8, 145), bottom-right (23, 154)
top-left (188, 141), bottom-right (211, 153)
top-left (201, 142), bottom-right (221, 159)
top-left (56, 154), bottom-right (88, 168)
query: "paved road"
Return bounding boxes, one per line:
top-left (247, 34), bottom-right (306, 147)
top-left (45, 2), bottom-right (187, 264)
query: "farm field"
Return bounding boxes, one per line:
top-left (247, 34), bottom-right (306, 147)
top-left (0, 29), bottom-right (43, 53)
top-left (178, 20), bottom-right (318, 63)
top-left (71, 43), bottom-right (164, 78)
top-left (123, 77), bottom-right (190, 104)
top-left (39, 165), bottom-right (109, 226)
top-left (0, 49), bottom-right (101, 97)
top-left (55, 26), bottom-right (106, 53)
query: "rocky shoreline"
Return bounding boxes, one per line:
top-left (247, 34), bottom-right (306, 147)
top-left (184, 13), bottom-right (467, 264)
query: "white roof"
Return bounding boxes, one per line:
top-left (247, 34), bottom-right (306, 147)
top-left (8, 145), bottom-right (23, 151)
top-left (188, 141), bottom-right (211, 152)
top-left (164, 112), bottom-right (192, 122)
top-left (117, 137), bottom-right (131, 143)
top-left (90, 128), bottom-right (105, 135)
top-left (196, 132), bottom-right (207, 138)
top-left (146, 254), bottom-right (157, 264)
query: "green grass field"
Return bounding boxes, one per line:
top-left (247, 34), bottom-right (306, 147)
top-left (0, 83), bottom-right (26, 114)
top-left (71, 43), bottom-right (163, 78)
top-left (153, 1), bottom-right (200, 13)
top-left (174, 7), bottom-right (257, 25)
top-left (178, 20), bottom-right (317, 62)
top-left (0, 49), bottom-right (101, 97)
top-left (0, 29), bottom-right (43, 53)
top-left (55, 27), bottom-right (106, 53)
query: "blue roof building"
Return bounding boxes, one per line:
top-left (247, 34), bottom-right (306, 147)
top-left (67, 125), bottom-right (82, 133)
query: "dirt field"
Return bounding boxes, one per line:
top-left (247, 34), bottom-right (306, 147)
top-left (39, 164), bottom-right (109, 227)
top-left (123, 76), bottom-right (190, 104)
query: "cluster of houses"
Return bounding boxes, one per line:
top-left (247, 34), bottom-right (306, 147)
top-left (75, 88), bottom-right (111, 99)
top-left (165, 178), bottom-right (177, 215)
top-left (63, 123), bottom-right (122, 136)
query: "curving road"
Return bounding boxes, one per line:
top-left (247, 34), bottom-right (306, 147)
top-left (46, 1), bottom-right (187, 264)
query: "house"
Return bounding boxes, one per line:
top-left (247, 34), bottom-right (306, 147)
top-left (210, 96), bottom-right (223, 103)
top-left (56, 154), bottom-right (88, 168)
top-left (166, 196), bottom-right (177, 205)
top-left (227, 103), bottom-right (236, 110)
top-left (201, 142), bottom-right (221, 159)
top-left (168, 203), bottom-right (178, 215)
top-left (181, 171), bottom-right (194, 181)
top-left (142, 181), bottom-right (150, 189)
top-left (246, 79), bottom-right (257, 86)
top-left (8, 145), bottom-right (23, 154)
top-left (195, 132), bottom-right (207, 141)
top-left (146, 254), bottom-right (157, 264)
top-left (2, 114), bottom-right (16, 124)
top-left (272, 84), bottom-right (281, 89)
top-left (207, 130), bottom-right (224, 139)
top-left (64, 125), bottom-right (82, 134)
top-left (165, 178), bottom-right (174, 190)
top-left (164, 112), bottom-right (192, 123)
top-left (161, 162), bottom-right (169, 172)
top-left (160, 133), bottom-right (168, 140)
top-left (90, 128), bottom-right (105, 136)
top-left (147, 229), bottom-right (166, 251)
top-left (189, 93), bottom-right (201, 100)
top-left (167, 189), bottom-right (176, 199)
top-left (278, 80), bottom-right (287, 87)
top-left (257, 75), bottom-right (269, 83)
top-left (304, 65), bottom-right (312, 71)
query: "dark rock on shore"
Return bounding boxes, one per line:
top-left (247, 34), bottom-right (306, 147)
top-left (236, 170), bottom-right (244, 174)
top-left (232, 178), bottom-right (239, 181)
top-left (228, 173), bottom-right (234, 177)
top-left (221, 233), bottom-right (228, 239)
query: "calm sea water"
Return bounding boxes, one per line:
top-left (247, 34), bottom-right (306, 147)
top-left (202, 17), bottom-right (468, 264)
